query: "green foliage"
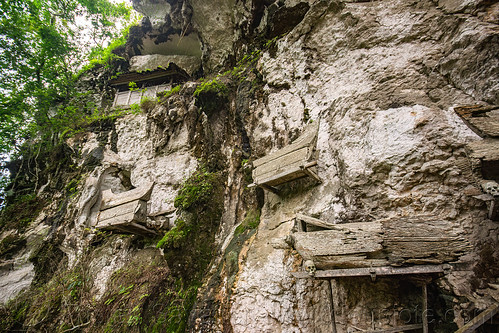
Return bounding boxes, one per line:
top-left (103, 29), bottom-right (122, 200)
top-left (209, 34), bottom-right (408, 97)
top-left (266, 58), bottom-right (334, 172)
top-left (157, 219), bottom-right (191, 249)
top-left (82, 17), bottom-right (141, 72)
top-left (235, 209), bottom-right (261, 236)
top-left (128, 81), bottom-right (139, 91)
top-left (0, 194), bottom-right (44, 232)
top-left (0, 233), bottom-right (26, 259)
top-left (159, 85), bottom-right (182, 100)
top-left (0, 293), bottom-right (30, 332)
top-left (140, 95), bottom-right (159, 113)
top-left (150, 280), bottom-right (198, 333)
top-left (0, 0), bottom-right (134, 195)
top-left (193, 79), bottom-right (229, 112)
top-left (173, 167), bottom-right (219, 211)
top-left (193, 79), bottom-right (228, 98)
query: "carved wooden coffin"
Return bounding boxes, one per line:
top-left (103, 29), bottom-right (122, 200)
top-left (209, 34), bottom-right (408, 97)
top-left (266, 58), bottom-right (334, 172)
top-left (292, 215), bottom-right (470, 269)
top-left (250, 121), bottom-right (320, 189)
top-left (95, 182), bottom-right (156, 235)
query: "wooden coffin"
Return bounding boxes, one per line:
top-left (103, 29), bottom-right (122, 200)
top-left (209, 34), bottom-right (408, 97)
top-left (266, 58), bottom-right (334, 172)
top-left (250, 121), bottom-right (320, 190)
top-left (95, 182), bottom-right (156, 235)
top-left (113, 84), bottom-right (170, 107)
top-left (292, 215), bottom-right (470, 269)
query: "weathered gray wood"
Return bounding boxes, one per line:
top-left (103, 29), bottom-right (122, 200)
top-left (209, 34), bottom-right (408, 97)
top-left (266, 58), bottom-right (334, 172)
top-left (328, 280), bottom-right (338, 333)
top-left (96, 200), bottom-right (147, 228)
top-left (302, 166), bottom-right (321, 183)
top-left (466, 139), bottom-right (499, 162)
top-left (100, 221), bottom-right (157, 236)
top-left (100, 182), bottom-right (154, 210)
top-left (251, 122), bottom-right (320, 189)
top-left (292, 215), bottom-right (470, 269)
top-left (256, 166), bottom-right (308, 187)
top-left (363, 324), bottom-right (423, 333)
top-left (422, 284), bottom-right (428, 333)
top-left (454, 105), bottom-right (499, 138)
top-left (292, 265), bottom-right (445, 279)
top-left (254, 146), bottom-right (310, 179)
top-left (253, 122), bottom-right (319, 167)
top-left (296, 213), bottom-right (349, 231)
top-left (293, 222), bottom-right (384, 261)
top-left (455, 303), bottom-right (499, 333)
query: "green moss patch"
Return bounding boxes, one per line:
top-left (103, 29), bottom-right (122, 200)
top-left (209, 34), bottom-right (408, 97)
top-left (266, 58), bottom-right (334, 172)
top-left (193, 78), bottom-right (229, 113)
top-left (235, 208), bottom-right (260, 236)
top-left (0, 233), bottom-right (26, 259)
top-left (0, 194), bottom-right (45, 233)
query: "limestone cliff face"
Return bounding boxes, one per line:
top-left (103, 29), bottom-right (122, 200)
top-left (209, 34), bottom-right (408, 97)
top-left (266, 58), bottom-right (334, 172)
top-left (1, 0), bottom-right (498, 332)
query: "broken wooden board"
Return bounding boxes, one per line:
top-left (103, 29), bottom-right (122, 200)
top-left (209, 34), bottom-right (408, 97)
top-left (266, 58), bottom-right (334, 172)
top-left (454, 105), bottom-right (499, 137)
top-left (250, 121), bottom-right (320, 189)
top-left (292, 215), bottom-right (470, 269)
top-left (455, 303), bottom-right (499, 333)
top-left (100, 182), bottom-right (154, 210)
top-left (293, 265), bottom-right (445, 279)
top-left (296, 213), bottom-right (349, 231)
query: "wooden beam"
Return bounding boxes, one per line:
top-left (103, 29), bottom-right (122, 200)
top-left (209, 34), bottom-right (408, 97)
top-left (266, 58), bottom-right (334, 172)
top-left (302, 165), bottom-right (321, 183)
top-left (455, 303), bottom-right (499, 333)
top-left (292, 265), bottom-right (445, 279)
top-left (422, 284), bottom-right (428, 333)
top-left (260, 183), bottom-right (280, 194)
top-left (328, 280), bottom-right (337, 333)
top-left (363, 323), bottom-right (423, 333)
top-left (295, 213), bottom-right (345, 230)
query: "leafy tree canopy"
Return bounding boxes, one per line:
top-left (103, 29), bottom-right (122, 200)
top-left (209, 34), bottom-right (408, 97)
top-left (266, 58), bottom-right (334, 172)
top-left (0, 0), bottom-right (134, 202)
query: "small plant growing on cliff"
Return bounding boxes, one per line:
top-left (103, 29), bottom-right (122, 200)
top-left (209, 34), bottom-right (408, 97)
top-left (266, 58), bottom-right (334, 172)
top-left (159, 85), bottom-right (182, 100)
top-left (173, 167), bottom-right (219, 210)
top-left (235, 209), bottom-right (261, 236)
top-left (193, 78), bottom-right (228, 112)
top-left (157, 219), bottom-right (191, 249)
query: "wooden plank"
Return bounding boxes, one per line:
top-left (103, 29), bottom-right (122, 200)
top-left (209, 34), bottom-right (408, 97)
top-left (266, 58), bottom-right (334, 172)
top-left (98, 200), bottom-right (145, 221)
top-left (115, 91), bottom-right (130, 106)
top-left (469, 117), bottom-right (499, 137)
top-left (253, 146), bottom-right (309, 179)
top-left (422, 284), bottom-right (428, 333)
top-left (293, 222), bottom-right (384, 259)
top-left (466, 139), bottom-right (499, 162)
top-left (253, 121), bottom-right (319, 167)
top-left (129, 90), bottom-right (142, 104)
top-left (97, 200), bottom-right (147, 227)
top-left (292, 265), bottom-right (445, 279)
top-left (260, 184), bottom-right (279, 194)
top-left (455, 303), bottom-right (499, 333)
top-left (100, 182), bottom-right (154, 210)
top-left (302, 166), bottom-right (321, 183)
top-left (313, 255), bottom-right (388, 270)
top-left (99, 221), bottom-right (157, 235)
top-left (454, 105), bottom-right (499, 138)
top-left (256, 166), bottom-right (308, 187)
top-left (126, 90), bottom-right (132, 105)
top-left (363, 324), bottom-right (423, 333)
top-left (296, 213), bottom-right (346, 231)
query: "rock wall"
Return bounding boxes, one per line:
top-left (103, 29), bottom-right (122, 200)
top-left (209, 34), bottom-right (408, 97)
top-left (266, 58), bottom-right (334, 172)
top-left (1, 0), bottom-right (498, 332)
